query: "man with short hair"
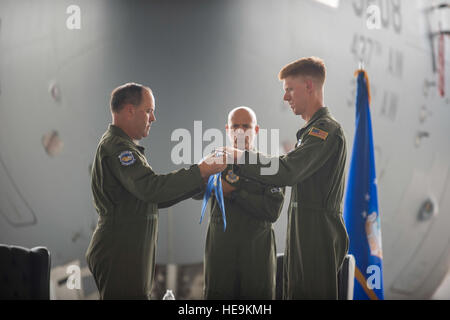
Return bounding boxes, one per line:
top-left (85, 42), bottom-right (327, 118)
top-left (86, 82), bottom-right (226, 299)
top-left (195, 106), bottom-right (285, 299)
top-left (227, 57), bottom-right (349, 299)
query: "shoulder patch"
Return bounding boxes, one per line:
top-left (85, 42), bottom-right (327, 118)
top-left (308, 127), bottom-right (328, 140)
top-left (118, 151), bottom-right (136, 166)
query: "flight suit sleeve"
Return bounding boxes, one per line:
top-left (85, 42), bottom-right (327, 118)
top-left (192, 189), bottom-right (206, 201)
top-left (106, 148), bottom-right (204, 204)
top-left (232, 182), bottom-right (285, 223)
top-left (236, 127), bottom-right (342, 187)
top-left (157, 186), bottom-right (204, 208)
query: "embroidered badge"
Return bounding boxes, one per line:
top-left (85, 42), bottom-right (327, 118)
top-left (118, 151), bottom-right (136, 166)
top-left (308, 127), bottom-right (328, 140)
top-left (225, 169), bottom-right (239, 184)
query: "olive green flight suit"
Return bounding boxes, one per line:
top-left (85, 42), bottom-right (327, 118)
top-left (235, 107), bottom-right (349, 300)
top-left (86, 124), bottom-right (204, 300)
top-left (194, 167), bottom-right (285, 299)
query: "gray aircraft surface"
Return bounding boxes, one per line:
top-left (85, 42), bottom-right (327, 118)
top-left (0, 0), bottom-right (449, 299)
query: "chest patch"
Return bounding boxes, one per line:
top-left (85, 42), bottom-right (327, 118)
top-left (118, 151), bottom-right (136, 166)
top-left (225, 170), bottom-right (239, 184)
top-left (308, 127), bottom-right (328, 140)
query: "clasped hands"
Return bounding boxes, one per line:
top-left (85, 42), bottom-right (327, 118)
top-left (197, 147), bottom-right (245, 197)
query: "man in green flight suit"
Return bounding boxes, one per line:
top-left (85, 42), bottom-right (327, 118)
top-left (86, 83), bottom-right (227, 300)
top-left (194, 106), bottom-right (285, 299)
top-left (225, 57), bottom-right (349, 299)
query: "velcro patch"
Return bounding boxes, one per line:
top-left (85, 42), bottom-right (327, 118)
top-left (118, 151), bottom-right (136, 166)
top-left (308, 127), bottom-right (328, 140)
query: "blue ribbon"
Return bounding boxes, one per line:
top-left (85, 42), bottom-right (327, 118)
top-left (199, 173), bottom-right (227, 231)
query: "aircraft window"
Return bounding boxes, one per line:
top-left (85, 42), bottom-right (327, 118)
top-left (418, 198), bottom-right (436, 221)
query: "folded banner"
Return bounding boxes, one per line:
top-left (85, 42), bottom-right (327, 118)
top-left (199, 173), bottom-right (227, 231)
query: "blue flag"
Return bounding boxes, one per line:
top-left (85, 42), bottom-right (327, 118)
top-left (343, 70), bottom-right (384, 300)
top-left (199, 173), bottom-right (227, 231)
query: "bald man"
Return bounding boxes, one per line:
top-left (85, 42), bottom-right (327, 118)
top-left (195, 107), bottom-right (285, 299)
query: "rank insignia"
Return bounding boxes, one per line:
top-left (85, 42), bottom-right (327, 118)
top-left (119, 151), bottom-right (136, 166)
top-left (225, 170), bottom-right (239, 184)
top-left (308, 127), bottom-right (328, 140)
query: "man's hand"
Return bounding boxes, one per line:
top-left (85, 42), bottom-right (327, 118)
top-left (198, 152), bottom-right (227, 179)
top-left (221, 179), bottom-right (236, 198)
top-left (221, 146), bottom-right (245, 163)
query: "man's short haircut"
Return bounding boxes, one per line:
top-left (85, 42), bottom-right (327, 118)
top-left (278, 56), bottom-right (326, 85)
top-left (227, 106), bottom-right (258, 125)
top-left (110, 82), bottom-right (151, 113)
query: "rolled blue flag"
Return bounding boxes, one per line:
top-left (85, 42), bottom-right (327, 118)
top-left (343, 70), bottom-right (384, 300)
top-left (199, 173), bottom-right (227, 231)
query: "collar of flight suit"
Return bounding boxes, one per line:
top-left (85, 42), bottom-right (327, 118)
top-left (107, 124), bottom-right (146, 154)
top-left (296, 107), bottom-right (330, 142)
